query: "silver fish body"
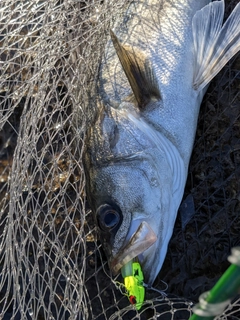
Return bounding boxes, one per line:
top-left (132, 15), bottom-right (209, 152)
top-left (83, 0), bottom-right (240, 284)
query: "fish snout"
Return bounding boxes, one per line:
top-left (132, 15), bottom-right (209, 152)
top-left (109, 221), bottom-right (157, 276)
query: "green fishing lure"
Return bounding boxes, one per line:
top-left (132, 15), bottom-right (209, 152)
top-left (121, 261), bottom-right (145, 310)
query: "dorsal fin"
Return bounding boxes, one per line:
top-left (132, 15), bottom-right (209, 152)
top-left (110, 30), bottom-right (161, 109)
top-left (192, 0), bottom-right (240, 91)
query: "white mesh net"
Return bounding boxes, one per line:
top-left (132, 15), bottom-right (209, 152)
top-left (0, 0), bottom-right (239, 319)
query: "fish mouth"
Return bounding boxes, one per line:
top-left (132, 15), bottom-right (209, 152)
top-left (109, 221), bottom-right (157, 274)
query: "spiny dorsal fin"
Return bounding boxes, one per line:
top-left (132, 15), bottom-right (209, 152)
top-left (110, 30), bottom-right (161, 109)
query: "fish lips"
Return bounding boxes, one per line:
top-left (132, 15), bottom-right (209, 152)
top-left (109, 220), bottom-right (157, 275)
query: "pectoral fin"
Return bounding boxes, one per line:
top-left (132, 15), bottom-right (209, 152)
top-left (110, 30), bottom-right (161, 109)
top-left (192, 0), bottom-right (240, 91)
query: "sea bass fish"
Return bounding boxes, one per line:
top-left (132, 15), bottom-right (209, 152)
top-left (83, 0), bottom-right (240, 285)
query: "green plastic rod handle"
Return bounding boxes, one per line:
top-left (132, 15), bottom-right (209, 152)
top-left (189, 247), bottom-right (240, 320)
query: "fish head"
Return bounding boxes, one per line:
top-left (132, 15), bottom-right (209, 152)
top-left (84, 104), bottom-right (184, 285)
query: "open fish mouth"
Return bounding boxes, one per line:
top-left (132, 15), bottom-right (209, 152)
top-left (109, 221), bottom-right (157, 274)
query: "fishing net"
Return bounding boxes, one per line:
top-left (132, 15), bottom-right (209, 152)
top-left (0, 0), bottom-right (239, 319)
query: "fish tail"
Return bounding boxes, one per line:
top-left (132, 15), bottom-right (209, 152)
top-left (192, 0), bottom-right (240, 91)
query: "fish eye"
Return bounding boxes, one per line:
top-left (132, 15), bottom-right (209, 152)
top-left (96, 204), bottom-right (121, 231)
